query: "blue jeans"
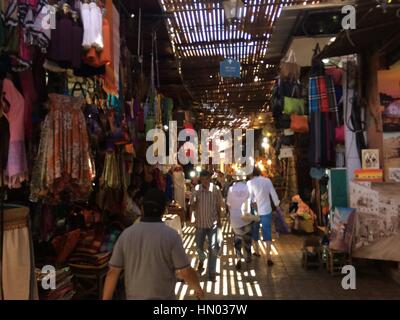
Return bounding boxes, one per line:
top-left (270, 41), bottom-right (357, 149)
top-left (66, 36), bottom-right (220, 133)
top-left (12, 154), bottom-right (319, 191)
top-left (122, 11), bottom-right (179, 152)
top-left (196, 224), bottom-right (219, 275)
top-left (251, 214), bottom-right (272, 242)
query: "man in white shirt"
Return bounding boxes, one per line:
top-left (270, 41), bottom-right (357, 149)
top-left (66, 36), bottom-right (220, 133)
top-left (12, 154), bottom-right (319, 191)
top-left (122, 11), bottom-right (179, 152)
top-left (247, 167), bottom-right (280, 266)
top-left (226, 179), bottom-right (253, 270)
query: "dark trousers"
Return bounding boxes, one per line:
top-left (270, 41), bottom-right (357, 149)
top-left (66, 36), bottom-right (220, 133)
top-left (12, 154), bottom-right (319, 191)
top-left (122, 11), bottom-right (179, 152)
top-left (233, 223), bottom-right (253, 260)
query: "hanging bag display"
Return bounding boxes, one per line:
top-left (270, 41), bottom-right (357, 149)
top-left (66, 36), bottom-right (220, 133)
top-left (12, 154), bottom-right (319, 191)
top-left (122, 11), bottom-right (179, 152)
top-left (280, 134), bottom-right (295, 146)
top-left (335, 125), bottom-right (345, 145)
top-left (279, 147), bottom-right (294, 159)
top-left (284, 84), bottom-right (305, 115)
top-left (280, 49), bottom-right (300, 81)
top-left (284, 96), bottom-right (305, 115)
top-left (278, 114), bottom-right (291, 129)
top-left (290, 115), bottom-right (309, 133)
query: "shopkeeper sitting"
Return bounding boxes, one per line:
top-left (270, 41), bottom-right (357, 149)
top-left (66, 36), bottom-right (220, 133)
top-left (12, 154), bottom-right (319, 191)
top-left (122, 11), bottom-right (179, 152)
top-left (102, 188), bottom-right (204, 300)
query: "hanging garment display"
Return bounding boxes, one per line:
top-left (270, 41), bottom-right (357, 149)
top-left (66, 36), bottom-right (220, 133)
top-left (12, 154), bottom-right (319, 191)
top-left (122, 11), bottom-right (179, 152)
top-left (2, 78), bottom-right (28, 189)
top-left (83, 10), bottom-right (111, 67)
top-left (173, 168), bottom-right (186, 211)
top-left (19, 68), bottom-right (38, 140)
top-left (30, 93), bottom-right (95, 203)
top-left (282, 157), bottom-right (298, 201)
top-left (100, 152), bottom-right (121, 190)
top-left (0, 114), bottom-right (10, 174)
top-left (96, 151), bottom-right (123, 213)
top-left (81, 0), bottom-right (103, 50)
top-left (47, 7), bottom-right (83, 70)
top-left (112, 2), bottom-right (120, 91)
top-left (1, 206), bottom-right (38, 300)
top-left (102, 0), bottom-right (117, 95)
top-left (307, 44), bottom-right (338, 168)
top-left (29, 0), bottom-right (51, 50)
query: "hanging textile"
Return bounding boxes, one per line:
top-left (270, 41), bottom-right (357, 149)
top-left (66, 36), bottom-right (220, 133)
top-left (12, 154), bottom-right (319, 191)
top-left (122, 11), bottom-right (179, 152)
top-left (2, 78), bottom-right (28, 189)
top-left (282, 157), bottom-right (298, 201)
top-left (112, 2), bottom-right (120, 92)
top-left (173, 168), bottom-right (186, 211)
top-left (83, 8), bottom-right (111, 67)
top-left (19, 68), bottom-right (38, 140)
top-left (162, 96), bottom-right (173, 126)
top-left (307, 44), bottom-right (337, 168)
top-left (30, 94), bottom-right (95, 203)
top-left (0, 206), bottom-right (38, 300)
top-left (102, 0), bottom-right (117, 95)
top-left (100, 152), bottom-right (121, 190)
top-left (80, 0), bottom-right (103, 50)
top-left (0, 115), bottom-right (10, 174)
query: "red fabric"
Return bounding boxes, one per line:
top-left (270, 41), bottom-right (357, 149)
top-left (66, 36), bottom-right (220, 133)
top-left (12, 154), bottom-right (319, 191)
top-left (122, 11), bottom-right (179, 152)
top-left (325, 67), bottom-right (343, 86)
top-left (335, 125), bottom-right (345, 144)
top-left (52, 229), bottom-right (81, 263)
top-left (317, 76), bottom-right (330, 112)
top-left (74, 226), bottom-right (105, 255)
top-left (19, 69), bottom-right (38, 139)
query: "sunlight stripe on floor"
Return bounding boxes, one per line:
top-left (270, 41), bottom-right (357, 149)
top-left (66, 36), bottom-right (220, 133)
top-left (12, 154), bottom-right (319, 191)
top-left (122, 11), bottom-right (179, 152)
top-left (254, 282), bottom-right (263, 297)
top-left (229, 270), bottom-right (236, 295)
top-left (206, 280), bottom-right (212, 293)
top-left (186, 234), bottom-right (196, 250)
top-left (259, 242), bottom-right (266, 255)
top-left (179, 284), bottom-right (188, 300)
top-left (175, 281), bottom-right (182, 295)
top-left (222, 269), bottom-right (228, 296)
top-left (190, 257), bottom-right (197, 268)
top-left (246, 283), bottom-right (254, 297)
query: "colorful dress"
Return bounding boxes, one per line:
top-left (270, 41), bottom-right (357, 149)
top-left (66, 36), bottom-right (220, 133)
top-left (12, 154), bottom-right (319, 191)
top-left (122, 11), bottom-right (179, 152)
top-left (30, 93), bottom-right (95, 202)
top-left (2, 78), bottom-right (28, 188)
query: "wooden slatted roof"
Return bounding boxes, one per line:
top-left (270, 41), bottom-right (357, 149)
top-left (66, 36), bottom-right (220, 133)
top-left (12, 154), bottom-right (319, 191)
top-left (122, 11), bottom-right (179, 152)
top-left (158, 0), bottom-right (323, 128)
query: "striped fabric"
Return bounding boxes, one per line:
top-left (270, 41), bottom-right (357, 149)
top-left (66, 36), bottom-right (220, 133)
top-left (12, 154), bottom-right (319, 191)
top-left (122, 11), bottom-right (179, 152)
top-left (191, 183), bottom-right (223, 229)
top-left (326, 75), bottom-right (338, 113)
top-left (309, 77), bottom-right (319, 113)
top-left (309, 75), bottom-right (337, 113)
top-left (317, 76), bottom-right (329, 112)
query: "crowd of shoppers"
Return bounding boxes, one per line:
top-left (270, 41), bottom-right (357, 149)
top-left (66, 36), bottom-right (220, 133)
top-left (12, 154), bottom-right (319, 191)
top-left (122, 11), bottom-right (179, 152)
top-left (103, 167), bottom-right (280, 300)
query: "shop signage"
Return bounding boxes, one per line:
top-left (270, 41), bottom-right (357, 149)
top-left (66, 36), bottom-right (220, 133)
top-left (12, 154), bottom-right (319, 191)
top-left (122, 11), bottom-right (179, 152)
top-left (220, 59), bottom-right (241, 78)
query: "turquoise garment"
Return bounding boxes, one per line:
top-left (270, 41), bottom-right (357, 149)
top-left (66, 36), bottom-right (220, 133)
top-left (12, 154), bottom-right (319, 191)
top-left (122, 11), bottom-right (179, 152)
top-left (162, 97), bottom-right (173, 126)
top-left (108, 94), bottom-right (121, 123)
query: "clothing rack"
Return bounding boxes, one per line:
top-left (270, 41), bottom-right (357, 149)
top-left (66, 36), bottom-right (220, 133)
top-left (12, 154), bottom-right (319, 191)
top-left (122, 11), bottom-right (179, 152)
top-left (0, 155), bottom-right (4, 300)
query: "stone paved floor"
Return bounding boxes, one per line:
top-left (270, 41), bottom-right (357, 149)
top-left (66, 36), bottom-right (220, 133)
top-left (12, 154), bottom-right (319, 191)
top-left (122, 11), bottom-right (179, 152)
top-left (176, 219), bottom-right (400, 300)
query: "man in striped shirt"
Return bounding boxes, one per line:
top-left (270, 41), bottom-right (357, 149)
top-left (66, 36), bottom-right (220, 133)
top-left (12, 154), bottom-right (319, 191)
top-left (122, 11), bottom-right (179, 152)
top-left (190, 170), bottom-right (223, 282)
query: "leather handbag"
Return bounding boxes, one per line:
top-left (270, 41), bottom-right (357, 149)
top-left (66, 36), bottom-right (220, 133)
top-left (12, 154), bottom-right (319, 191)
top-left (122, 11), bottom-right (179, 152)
top-left (284, 96), bottom-right (305, 115)
top-left (290, 115), bottom-right (309, 133)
